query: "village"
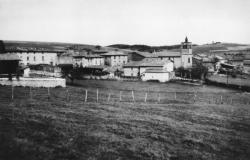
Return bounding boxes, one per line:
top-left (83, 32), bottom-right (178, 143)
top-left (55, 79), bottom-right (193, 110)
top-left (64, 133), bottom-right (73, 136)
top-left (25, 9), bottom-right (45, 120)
top-left (1, 0), bottom-right (250, 159)
top-left (1, 37), bottom-right (250, 90)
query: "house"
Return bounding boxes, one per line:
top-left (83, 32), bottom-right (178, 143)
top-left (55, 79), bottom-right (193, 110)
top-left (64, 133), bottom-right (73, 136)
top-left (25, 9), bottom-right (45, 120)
top-left (243, 60), bottom-right (250, 74)
top-left (58, 52), bottom-right (74, 65)
top-left (123, 59), bottom-right (174, 78)
top-left (0, 53), bottom-right (20, 79)
top-left (101, 51), bottom-right (128, 66)
top-left (193, 54), bottom-right (215, 70)
top-left (141, 69), bottom-right (175, 82)
top-left (73, 51), bottom-right (104, 67)
top-left (6, 50), bottom-right (64, 66)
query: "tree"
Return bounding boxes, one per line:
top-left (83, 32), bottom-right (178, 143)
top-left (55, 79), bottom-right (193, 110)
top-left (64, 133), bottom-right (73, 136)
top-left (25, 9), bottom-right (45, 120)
top-left (95, 45), bottom-right (101, 50)
top-left (60, 64), bottom-right (79, 84)
top-left (191, 64), bottom-right (208, 80)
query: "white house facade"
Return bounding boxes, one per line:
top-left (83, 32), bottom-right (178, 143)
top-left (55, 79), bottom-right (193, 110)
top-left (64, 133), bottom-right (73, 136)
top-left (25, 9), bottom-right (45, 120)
top-left (6, 50), bottom-right (63, 66)
top-left (123, 59), bottom-right (174, 78)
top-left (101, 51), bottom-right (128, 66)
top-left (141, 69), bottom-right (174, 82)
top-left (73, 55), bottom-right (104, 67)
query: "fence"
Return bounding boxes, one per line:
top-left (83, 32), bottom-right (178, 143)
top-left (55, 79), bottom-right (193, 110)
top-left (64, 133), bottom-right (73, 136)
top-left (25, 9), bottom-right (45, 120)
top-left (0, 86), bottom-right (250, 106)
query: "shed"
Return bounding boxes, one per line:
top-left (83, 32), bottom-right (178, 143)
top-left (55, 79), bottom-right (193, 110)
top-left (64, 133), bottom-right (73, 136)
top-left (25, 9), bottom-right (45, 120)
top-left (0, 53), bottom-right (20, 74)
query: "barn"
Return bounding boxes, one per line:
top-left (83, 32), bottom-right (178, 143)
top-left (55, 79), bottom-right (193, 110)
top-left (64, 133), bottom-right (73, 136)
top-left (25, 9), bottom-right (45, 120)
top-left (0, 53), bottom-right (20, 79)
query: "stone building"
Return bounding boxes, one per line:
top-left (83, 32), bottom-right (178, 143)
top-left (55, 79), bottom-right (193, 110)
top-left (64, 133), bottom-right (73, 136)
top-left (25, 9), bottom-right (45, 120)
top-left (6, 50), bottom-right (64, 66)
top-left (101, 51), bottom-right (128, 66)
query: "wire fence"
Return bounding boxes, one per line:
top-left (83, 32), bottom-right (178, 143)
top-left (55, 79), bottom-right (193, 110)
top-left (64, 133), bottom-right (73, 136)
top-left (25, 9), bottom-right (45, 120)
top-left (0, 86), bottom-right (250, 105)
top-left (0, 86), bottom-right (250, 127)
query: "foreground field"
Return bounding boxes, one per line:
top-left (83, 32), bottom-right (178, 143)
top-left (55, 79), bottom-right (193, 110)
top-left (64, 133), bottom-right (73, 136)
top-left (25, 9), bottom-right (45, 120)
top-left (0, 81), bottom-right (250, 160)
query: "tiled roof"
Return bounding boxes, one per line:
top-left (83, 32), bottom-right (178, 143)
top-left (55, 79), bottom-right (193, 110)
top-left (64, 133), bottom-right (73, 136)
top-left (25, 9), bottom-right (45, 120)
top-left (73, 51), bottom-right (103, 58)
top-left (144, 68), bottom-right (169, 73)
top-left (245, 54), bottom-right (250, 60)
top-left (6, 49), bottom-right (64, 53)
top-left (101, 51), bottom-right (127, 56)
top-left (85, 65), bottom-right (105, 69)
top-left (0, 53), bottom-right (20, 60)
top-left (243, 60), bottom-right (250, 65)
top-left (92, 50), bottom-right (108, 53)
top-left (124, 59), bottom-right (171, 67)
top-left (130, 51), bottom-right (155, 58)
top-left (152, 51), bottom-right (181, 57)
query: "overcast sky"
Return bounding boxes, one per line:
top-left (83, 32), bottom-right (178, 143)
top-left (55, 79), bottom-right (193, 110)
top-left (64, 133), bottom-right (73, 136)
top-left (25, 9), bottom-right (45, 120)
top-left (0, 0), bottom-right (250, 46)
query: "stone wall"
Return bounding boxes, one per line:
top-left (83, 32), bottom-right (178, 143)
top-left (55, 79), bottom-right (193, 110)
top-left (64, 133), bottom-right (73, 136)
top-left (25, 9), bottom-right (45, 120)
top-left (0, 77), bottom-right (66, 88)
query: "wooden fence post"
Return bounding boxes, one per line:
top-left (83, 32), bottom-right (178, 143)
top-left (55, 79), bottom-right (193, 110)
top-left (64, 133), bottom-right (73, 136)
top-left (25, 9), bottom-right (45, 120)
top-left (97, 89), bottom-right (99, 102)
top-left (193, 92), bottom-right (196, 102)
top-left (158, 93), bottom-right (161, 103)
top-left (48, 87), bottom-right (50, 100)
top-left (85, 89), bottom-right (88, 102)
top-left (30, 87), bottom-right (32, 100)
top-left (132, 90), bottom-right (135, 102)
top-left (66, 89), bottom-right (69, 101)
top-left (119, 91), bottom-right (122, 101)
top-left (108, 93), bottom-right (111, 102)
top-left (11, 85), bottom-right (14, 100)
top-left (144, 92), bottom-right (147, 103)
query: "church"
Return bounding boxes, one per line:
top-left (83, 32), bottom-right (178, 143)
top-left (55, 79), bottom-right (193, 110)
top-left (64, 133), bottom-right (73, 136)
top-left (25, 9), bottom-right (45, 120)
top-left (127, 37), bottom-right (193, 69)
top-left (150, 37), bottom-right (193, 69)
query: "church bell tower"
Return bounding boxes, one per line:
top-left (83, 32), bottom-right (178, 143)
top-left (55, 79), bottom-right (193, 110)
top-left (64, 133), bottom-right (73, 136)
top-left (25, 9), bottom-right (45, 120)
top-left (180, 37), bottom-right (193, 68)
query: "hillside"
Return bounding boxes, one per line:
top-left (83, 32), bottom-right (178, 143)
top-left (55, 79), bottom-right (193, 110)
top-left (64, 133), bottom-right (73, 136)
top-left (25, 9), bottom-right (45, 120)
top-left (109, 43), bottom-right (250, 54)
top-left (1, 40), bottom-right (250, 56)
top-left (1, 40), bottom-right (101, 52)
top-left (108, 44), bottom-right (187, 52)
top-left (192, 43), bottom-right (250, 54)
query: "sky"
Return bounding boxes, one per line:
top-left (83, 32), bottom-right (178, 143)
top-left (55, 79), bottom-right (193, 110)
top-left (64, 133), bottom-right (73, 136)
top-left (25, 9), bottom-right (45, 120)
top-left (0, 0), bottom-right (250, 46)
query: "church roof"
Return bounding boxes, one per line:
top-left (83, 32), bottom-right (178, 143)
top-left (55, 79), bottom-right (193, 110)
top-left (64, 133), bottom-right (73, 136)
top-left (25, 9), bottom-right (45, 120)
top-left (0, 53), bottom-right (20, 61)
top-left (124, 59), bottom-right (172, 67)
top-left (153, 51), bottom-right (181, 57)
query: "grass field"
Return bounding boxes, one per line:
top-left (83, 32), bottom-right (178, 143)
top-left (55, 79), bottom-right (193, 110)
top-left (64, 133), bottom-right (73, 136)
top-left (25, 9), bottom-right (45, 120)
top-left (0, 80), bottom-right (250, 160)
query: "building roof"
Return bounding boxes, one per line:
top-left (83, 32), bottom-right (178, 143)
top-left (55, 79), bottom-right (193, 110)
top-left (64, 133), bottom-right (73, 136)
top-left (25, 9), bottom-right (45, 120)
top-left (215, 55), bottom-right (226, 60)
top-left (101, 51), bottom-right (127, 56)
top-left (73, 51), bottom-right (103, 58)
top-left (124, 59), bottom-right (171, 67)
top-left (243, 60), bottom-right (250, 65)
top-left (92, 50), bottom-right (108, 54)
top-left (129, 51), bottom-right (155, 58)
top-left (144, 68), bottom-right (169, 73)
top-left (210, 50), bottom-right (229, 53)
top-left (85, 65), bottom-right (105, 69)
top-left (153, 50), bottom-right (181, 57)
top-left (245, 54), bottom-right (250, 60)
top-left (0, 53), bottom-right (20, 61)
top-left (6, 49), bottom-right (64, 53)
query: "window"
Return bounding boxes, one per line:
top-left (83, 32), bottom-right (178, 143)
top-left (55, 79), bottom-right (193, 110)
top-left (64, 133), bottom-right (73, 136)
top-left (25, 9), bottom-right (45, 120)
top-left (34, 56), bottom-right (36, 61)
top-left (27, 56), bottom-right (29, 61)
top-left (42, 56), bottom-right (44, 61)
top-left (188, 57), bottom-right (190, 63)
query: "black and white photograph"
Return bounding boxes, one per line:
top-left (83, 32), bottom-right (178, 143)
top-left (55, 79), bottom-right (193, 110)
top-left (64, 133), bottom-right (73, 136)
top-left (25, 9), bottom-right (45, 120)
top-left (0, 0), bottom-right (250, 159)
